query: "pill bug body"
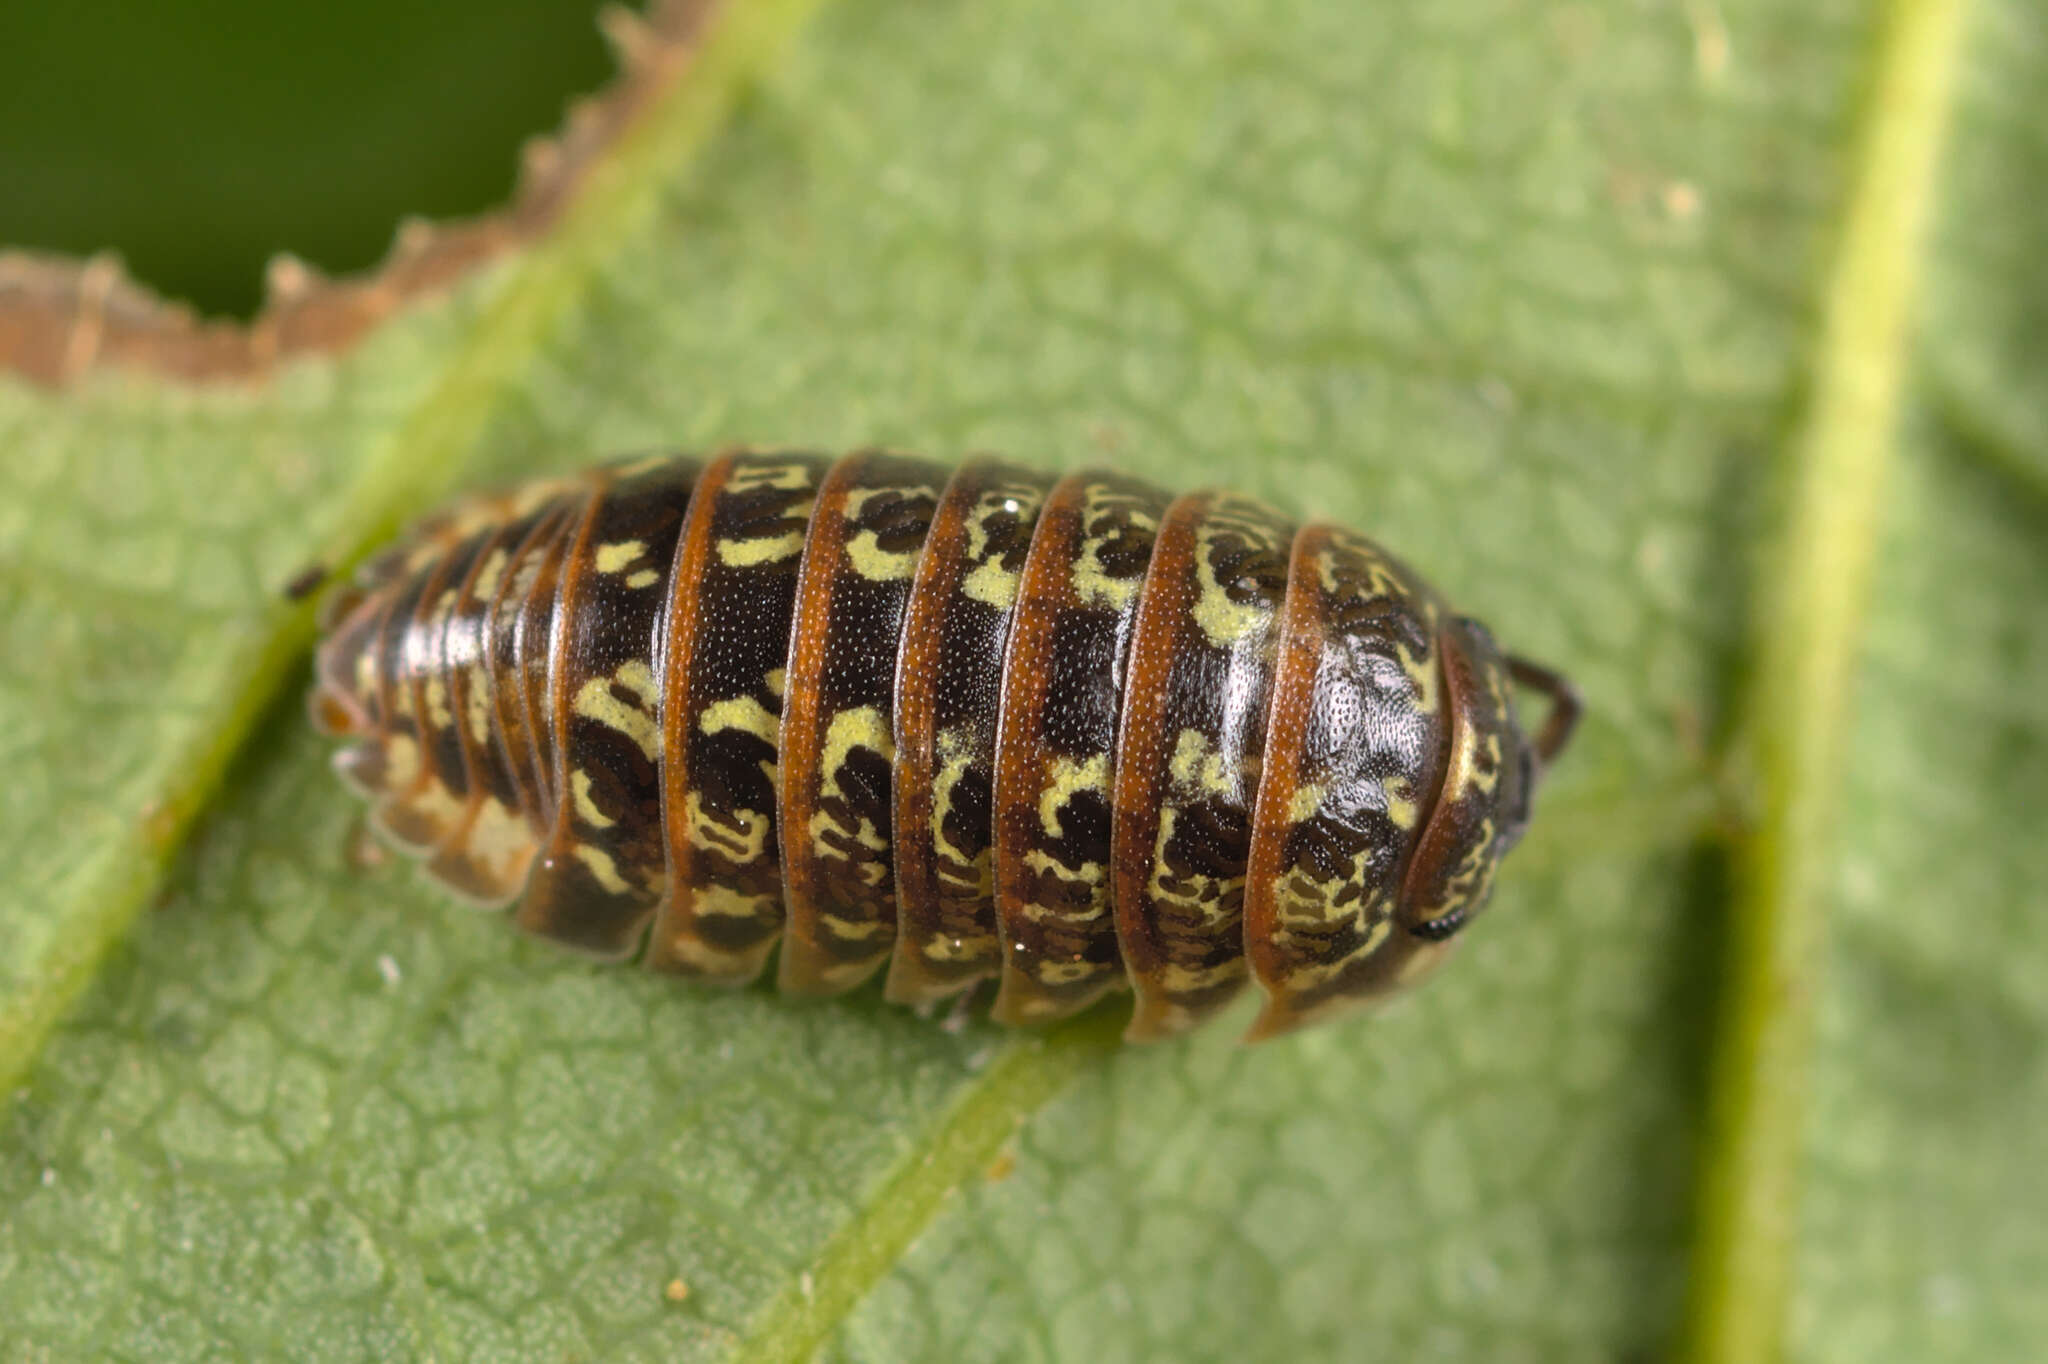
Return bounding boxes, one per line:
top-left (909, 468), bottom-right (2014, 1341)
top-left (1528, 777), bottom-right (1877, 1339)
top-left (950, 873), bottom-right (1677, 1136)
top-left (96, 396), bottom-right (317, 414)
top-left (312, 450), bottom-right (1579, 1041)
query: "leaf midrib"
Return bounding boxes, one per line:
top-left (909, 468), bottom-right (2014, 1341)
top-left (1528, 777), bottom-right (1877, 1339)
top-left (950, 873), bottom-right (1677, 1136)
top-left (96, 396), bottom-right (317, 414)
top-left (1678, 0), bottom-right (1974, 1361)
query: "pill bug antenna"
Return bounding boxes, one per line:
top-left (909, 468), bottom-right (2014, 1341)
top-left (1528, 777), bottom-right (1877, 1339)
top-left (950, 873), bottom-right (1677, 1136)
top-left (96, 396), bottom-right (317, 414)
top-left (1505, 654), bottom-right (1582, 775)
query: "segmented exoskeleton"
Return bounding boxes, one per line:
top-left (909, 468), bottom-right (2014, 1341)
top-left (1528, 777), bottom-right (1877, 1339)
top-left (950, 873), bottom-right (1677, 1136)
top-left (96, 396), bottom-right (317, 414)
top-left (311, 450), bottom-right (1579, 1041)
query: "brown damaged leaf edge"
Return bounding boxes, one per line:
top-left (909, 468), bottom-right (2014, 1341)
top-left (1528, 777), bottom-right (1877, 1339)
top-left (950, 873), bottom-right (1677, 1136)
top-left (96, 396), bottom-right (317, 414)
top-left (0, 0), bottom-right (837, 1110)
top-left (0, 0), bottom-right (715, 389)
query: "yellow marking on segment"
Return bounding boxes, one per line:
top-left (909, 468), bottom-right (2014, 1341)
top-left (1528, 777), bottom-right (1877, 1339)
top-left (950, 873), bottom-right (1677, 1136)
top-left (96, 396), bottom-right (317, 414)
top-left (574, 844), bottom-right (632, 894)
top-left (922, 934), bottom-right (997, 962)
top-left (927, 731), bottom-right (986, 886)
top-left (1398, 642), bottom-right (1440, 714)
top-left (1285, 780), bottom-right (1328, 824)
top-left (765, 668), bottom-right (786, 698)
top-left (957, 486), bottom-right (1039, 608)
top-left (1037, 960), bottom-right (1100, 988)
top-left (399, 778), bottom-right (466, 830)
top-left (470, 548), bottom-right (510, 603)
top-left (840, 485), bottom-right (938, 579)
top-left (572, 770), bottom-right (617, 829)
top-left (1020, 850), bottom-right (1106, 888)
top-left (1070, 484), bottom-right (1156, 610)
top-left (821, 912), bottom-right (893, 941)
top-left (719, 531), bottom-right (806, 567)
top-left (1147, 807), bottom-right (1243, 924)
top-left (1271, 844), bottom-right (1383, 933)
top-left (1383, 776), bottom-right (1421, 831)
top-left (615, 659), bottom-right (658, 704)
top-left (1432, 724), bottom-right (1499, 834)
top-left (688, 882), bottom-right (776, 921)
top-left (1415, 820), bottom-right (1500, 926)
top-left (684, 791), bottom-right (771, 864)
top-left (1167, 728), bottom-right (1235, 796)
top-left (465, 666), bottom-right (494, 745)
top-left (625, 569), bottom-right (661, 590)
top-left (1272, 916), bottom-right (1393, 993)
top-left (820, 706), bottom-right (893, 785)
top-left (1036, 753), bottom-right (1109, 838)
top-left (727, 462), bottom-right (814, 494)
top-left (701, 695), bottom-right (780, 744)
top-left (423, 675), bottom-right (454, 731)
top-left (1187, 504), bottom-right (1283, 650)
top-left (1315, 537), bottom-right (1410, 604)
top-left (595, 540), bottom-right (648, 574)
top-left (961, 558), bottom-right (1022, 609)
top-left (845, 530), bottom-right (920, 581)
top-left (1158, 957), bottom-right (1245, 994)
top-left (843, 485), bottom-right (939, 521)
top-left (353, 650), bottom-right (378, 705)
top-left (810, 811), bottom-right (889, 857)
top-left (383, 734), bottom-right (423, 788)
top-left (466, 798), bottom-right (536, 884)
top-left (574, 674), bottom-right (661, 761)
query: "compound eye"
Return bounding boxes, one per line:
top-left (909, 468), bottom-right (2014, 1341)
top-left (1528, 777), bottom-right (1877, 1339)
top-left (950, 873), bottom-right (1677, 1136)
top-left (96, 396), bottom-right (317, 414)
top-left (1407, 905), bottom-right (1471, 941)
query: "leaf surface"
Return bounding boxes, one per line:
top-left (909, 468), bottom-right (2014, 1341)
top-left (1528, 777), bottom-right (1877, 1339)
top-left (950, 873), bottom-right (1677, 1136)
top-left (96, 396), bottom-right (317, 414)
top-left (1, 0), bottom-right (2041, 1359)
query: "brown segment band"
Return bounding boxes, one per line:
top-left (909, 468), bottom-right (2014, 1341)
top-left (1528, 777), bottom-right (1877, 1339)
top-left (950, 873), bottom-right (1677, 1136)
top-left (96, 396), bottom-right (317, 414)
top-left (517, 457), bottom-right (701, 956)
top-left (1112, 490), bottom-right (1294, 1041)
top-left (650, 450), bottom-right (832, 982)
top-left (990, 469), bottom-right (1169, 1026)
top-left (365, 550), bottom-right (462, 851)
top-left (885, 457), bottom-right (1055, 1006)
top-left (776, 452), bottom-right (947, 994)
top-left (478, 497), bottom-right (577, 830)
top-left (1242, 525), bottom-right (1451, 1041)
top-left (510, 489), bottom-right (590, 833)
top-left (1398, 616), bottom-right (1525, 940)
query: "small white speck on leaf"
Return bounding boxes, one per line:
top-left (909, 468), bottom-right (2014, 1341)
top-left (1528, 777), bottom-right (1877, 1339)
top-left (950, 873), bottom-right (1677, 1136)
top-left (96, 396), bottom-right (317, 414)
top-left (800, 1272), bottom-right (815, 1300)
top-left (1662, 180), bottom-right (1703, 221)
top-left (376, 954), bottom-right (403, 988)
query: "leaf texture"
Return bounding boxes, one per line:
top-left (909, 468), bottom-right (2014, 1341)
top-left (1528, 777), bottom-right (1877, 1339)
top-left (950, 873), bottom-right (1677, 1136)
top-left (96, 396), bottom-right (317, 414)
top-left (0, 0), bottom-right (2040, 1359)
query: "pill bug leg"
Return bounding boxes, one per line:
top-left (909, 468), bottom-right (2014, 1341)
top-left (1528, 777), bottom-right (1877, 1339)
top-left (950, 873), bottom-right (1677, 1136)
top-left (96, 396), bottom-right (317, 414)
top-left (1505, 654), bottom-right (1583, 771)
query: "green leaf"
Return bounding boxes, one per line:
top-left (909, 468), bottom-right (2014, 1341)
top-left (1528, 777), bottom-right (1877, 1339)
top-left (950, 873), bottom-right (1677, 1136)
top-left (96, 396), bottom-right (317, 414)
top-left (1, 0), bottom-right (2040, 1360)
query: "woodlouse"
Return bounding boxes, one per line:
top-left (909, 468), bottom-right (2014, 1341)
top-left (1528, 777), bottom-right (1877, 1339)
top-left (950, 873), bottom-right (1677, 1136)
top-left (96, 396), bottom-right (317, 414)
top-left (310, 450), bottom-right (1579, 1041)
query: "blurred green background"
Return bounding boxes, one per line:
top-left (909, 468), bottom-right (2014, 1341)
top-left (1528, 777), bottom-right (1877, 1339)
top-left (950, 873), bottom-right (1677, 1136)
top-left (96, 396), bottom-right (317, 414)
top-left (0, 0), bottom-right (619, 316)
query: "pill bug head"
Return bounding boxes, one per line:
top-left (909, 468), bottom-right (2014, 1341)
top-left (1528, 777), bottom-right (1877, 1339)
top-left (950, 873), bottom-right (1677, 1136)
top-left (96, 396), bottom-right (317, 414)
top-left (1397, 615), bottom-right (1578, 944)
